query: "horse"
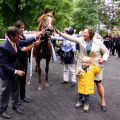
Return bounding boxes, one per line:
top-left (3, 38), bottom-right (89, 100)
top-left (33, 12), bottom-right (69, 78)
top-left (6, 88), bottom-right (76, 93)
top-left (33, 9), bottom-right (55, 90)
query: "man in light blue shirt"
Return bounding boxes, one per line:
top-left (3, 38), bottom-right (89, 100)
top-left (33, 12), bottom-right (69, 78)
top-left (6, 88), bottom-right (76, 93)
top-left (61, 27), bottom-right (76, 87)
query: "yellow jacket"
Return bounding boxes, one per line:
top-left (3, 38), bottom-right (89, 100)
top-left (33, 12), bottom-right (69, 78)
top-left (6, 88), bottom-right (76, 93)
top-left (77, 65), bottom-right (101, 95)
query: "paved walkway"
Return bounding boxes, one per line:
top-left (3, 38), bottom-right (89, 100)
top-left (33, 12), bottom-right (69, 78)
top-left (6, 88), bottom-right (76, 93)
top-left (0, 55), bottom-right (120, 120)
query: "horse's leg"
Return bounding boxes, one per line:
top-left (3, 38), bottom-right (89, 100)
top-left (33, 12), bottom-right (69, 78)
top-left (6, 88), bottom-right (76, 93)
top-left (36, 59), bottom-right (42, 90)
top-left (35, 65), bottom-right (37, 73)
top-left (45, 59), bottom-right (50, 87)
top-left (33, 47), bottom-right (39, 73)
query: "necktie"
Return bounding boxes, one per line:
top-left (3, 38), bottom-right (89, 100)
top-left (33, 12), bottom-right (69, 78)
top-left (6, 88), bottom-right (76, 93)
top-left (13, 43), bottom-right (17, 52)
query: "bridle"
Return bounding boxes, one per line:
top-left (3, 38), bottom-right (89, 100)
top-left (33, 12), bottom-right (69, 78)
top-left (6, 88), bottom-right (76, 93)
top-left (38, 14), bottom-right (54, 32)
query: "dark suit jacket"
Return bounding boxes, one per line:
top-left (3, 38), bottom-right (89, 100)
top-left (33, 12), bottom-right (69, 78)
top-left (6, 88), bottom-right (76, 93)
top-left (0, 39), bottom-right (20, 80)
top-left (18, 34), bottom-right (35, 70)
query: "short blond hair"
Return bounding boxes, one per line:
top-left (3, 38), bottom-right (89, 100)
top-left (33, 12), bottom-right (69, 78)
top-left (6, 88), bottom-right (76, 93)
top-left (82, 56), bottom-right (91, 63)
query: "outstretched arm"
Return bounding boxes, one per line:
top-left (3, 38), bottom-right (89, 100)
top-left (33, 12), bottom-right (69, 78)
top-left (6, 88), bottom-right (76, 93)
top-left (19, 31), bottom-right (44, 47)
top-left (54, 28), bottom-right (80, 43)
top-left (60, 32), bottom-right (80, 43)
top-left (21, 39), bottom-right (41, 52)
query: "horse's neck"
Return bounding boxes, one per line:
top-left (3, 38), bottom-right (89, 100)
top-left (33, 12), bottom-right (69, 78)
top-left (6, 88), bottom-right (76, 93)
top-left (37, 25), bottom-right (41, 31)
top-left (38, 22), bottom-right (44, 31)
top-left (38, 25), bottom-right (46, 32)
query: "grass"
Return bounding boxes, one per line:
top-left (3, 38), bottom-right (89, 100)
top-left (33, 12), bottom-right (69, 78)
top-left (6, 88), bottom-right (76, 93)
top-left (0, 39), bottom-right (5, 44)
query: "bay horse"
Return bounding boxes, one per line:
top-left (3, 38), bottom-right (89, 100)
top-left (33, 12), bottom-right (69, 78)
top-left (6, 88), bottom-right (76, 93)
top-left (34, 9), bottom-right (55, 90)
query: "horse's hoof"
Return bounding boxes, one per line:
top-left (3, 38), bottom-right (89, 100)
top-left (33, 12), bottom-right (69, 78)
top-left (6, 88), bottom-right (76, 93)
top-left (45, 83), bottom-right (49, 87)
top-left (38, 86), bottom-right (42, 90)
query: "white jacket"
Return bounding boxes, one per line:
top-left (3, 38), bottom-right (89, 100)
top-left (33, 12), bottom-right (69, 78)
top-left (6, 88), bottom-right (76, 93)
top-left (60, 33), bottom-right (109, 80)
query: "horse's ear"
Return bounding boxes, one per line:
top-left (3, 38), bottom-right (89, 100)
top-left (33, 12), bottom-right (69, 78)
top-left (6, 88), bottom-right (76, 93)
top-left (52, 11), bottom-right (55, 17)
top-left (43, 8), bottom-right (48, 14)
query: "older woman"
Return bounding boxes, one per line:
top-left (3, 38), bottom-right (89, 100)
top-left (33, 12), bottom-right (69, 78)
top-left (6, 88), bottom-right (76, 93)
top-left (56, 26), bottom-right (109, 112)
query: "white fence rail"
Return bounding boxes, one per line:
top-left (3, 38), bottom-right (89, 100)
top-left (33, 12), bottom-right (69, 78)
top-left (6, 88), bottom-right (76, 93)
top-left (0, 39), bottom-right (5, 44)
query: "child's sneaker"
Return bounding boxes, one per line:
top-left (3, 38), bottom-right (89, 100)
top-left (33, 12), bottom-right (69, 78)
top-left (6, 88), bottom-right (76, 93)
top-left (83, 104), bottom-right (89, 112)
top-left (75, 101), bottom-right (82, 109)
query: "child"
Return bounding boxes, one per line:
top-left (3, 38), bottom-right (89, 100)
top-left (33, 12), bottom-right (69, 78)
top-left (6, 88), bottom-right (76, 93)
top-left (75, 56), bottom-right (101, 112)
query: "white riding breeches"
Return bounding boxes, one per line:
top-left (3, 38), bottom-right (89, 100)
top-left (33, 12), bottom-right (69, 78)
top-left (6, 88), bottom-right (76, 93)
top-left (63, 64), bottom-right (76, 83)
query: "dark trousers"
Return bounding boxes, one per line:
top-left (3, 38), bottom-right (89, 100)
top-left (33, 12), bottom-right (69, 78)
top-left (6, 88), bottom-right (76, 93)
top-left (0, 77), bottom-right (20, 111)
top-left (104, 41), bottom-right (109, 49)
top-left (78, 93), bottom-right (89, 104)
top-left (111, 43), bottom-right (117, 55)
top-left (117, 43), bottom-right (120, 58)
top-left (19, 73), bottom-right (27, 99)
top-left (19, 61), bottom-right (27, 100)
top-left (60, 56), bottom-right (64, 64)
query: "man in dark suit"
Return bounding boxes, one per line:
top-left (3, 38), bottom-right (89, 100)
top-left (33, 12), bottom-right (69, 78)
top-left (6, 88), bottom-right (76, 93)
top-left (0, 26), bottom-right (25, 119)
top-left (14, 20), bottom-right (41, 103)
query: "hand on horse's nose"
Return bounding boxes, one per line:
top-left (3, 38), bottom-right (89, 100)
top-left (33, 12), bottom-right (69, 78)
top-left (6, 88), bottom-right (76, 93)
top-left (36, 31), bottom-right (44, 38)
top-left (35, 40), bottom-right (41, 46)
top-left (39, 31), bottom-right (45, 35)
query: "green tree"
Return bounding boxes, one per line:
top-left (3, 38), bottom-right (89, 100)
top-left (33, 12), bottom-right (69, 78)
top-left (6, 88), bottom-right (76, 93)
top-left (73, 0), bottom-right (99, 32)
top-left (0, 0), bottom-right (74, 37)
top-left (100, 0), bottom-right (120, 29)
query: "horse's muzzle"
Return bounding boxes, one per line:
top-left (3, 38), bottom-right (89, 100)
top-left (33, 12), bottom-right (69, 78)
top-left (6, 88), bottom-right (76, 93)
top-left (45, 25), bottom-right (54, 36)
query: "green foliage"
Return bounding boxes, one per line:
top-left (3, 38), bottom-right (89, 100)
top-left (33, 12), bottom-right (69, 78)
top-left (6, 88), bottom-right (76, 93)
top-left (73, 0), bottom-right (99, 32)
top-left (0, 0), bottom-right (119, 37)
top-left (0, 0), bottom-right (74, 37)
top-left (0, 15), bottom-right (7, 38)
top-left (100, 0), bottom-right (120, 29)
top-left (99, 29), bottom-right (106, 36)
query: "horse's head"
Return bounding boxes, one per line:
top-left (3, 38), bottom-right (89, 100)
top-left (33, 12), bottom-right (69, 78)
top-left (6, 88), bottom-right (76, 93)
top-left (38, 9), bottom-right (55, 36)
